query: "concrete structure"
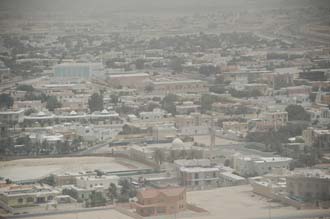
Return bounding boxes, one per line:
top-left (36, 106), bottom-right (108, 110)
top-left (303, 127), bottom-right (330, 151)
top-left (0, 184), bottom-right (60, 208)
top-left (108, 73), bottom-right (149, 88)
top-left (150, 80), bottom-right (208, 95)
top-left (175, 113), bottom-right (212, 136)
top-left (176, 101), bottom-right (200, 115)
top-left (135, 187), bottom-right (186, 217)
top-left (222, 121), bottom-right (248, 137)
top-left (286, 169), bottom-right (330, 202)
top-left (218, 172), bottom-right (247, 187)
top-left (54, 63), bottom-right (93, 78)
top-left (232, 154), bottom-right (292, 177)
top-left (251, 111), bottom-right (288, 132)
top-left (0, 109), bottom-right (24, 126)
top-left (179, 167), bottom-right (220, 189)
top-left (152, 125), bottom-right (177, 142)
top-left (76, 175), bottom-right (120, 190)
top-left (139, 108), bottom-right (167, 121)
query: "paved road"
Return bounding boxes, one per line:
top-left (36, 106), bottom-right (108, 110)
top-left (7, 205), bottom-right (115, 219)
top-left (253, 212), bottom-right (330, 219)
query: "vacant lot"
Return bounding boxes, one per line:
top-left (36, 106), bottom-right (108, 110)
top-left (185, 185), bottom-right (330, 219)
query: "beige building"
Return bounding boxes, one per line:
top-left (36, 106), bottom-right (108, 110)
top-left (303, 128), bottom-right (330, 151)
top-left (0, 109), bottom-right (25, 126)
top-left (252, 111), bottom-right (288, 132)
top-left (175, 113), bottom-right (212, 136)
top-left (149, 79), bottom-right (208, 95)
top-left (0, 184), bottom-right (59, 208)
top-left (108, 73), bottom-right (149, 88)
top-left (135, 187), bottom-right (186, 217)
top-left (286, 170), bottom-right (330, 202)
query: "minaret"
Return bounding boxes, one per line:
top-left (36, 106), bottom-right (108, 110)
top-left (315, 86), bottom-right (322, 105)
top-left (210, 118), bottom-right (215, 150)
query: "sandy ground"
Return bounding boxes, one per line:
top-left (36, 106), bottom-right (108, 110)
top-left (19, 209), bottom-right (133, 219)
top-left (0, 157), bottom-right (150, 181)
top-left (185, 185), bottom-right (330, 219)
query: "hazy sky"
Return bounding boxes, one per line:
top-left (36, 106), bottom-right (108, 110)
top-left (0, 0), bottom-right (328, 16)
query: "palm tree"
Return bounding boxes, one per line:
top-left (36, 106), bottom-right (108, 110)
top-left (154, 149), bottom-right (165, 165)
top-left (108, 183), bottom-right (117, 204)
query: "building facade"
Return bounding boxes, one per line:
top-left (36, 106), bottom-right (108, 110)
top-left (135, 187), bottom-right (186, 217)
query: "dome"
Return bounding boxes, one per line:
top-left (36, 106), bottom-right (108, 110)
top-left (37, 111), bottom-right (46, 117)
top-left (172, 138), bottom-right (184, 148)
top-left (101, 109), bottom-right (109, 114)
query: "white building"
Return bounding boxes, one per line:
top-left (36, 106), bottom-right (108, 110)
top-left (139, 108), bottom-right (167, 121)
top-left (232, 154), bottom-right (292, 177)
top-left (76, 175), bottom-right (120, 190)
top-left (54, 63), bottom-right (93, 79)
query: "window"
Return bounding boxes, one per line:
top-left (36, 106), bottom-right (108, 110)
top-left (18, 198), bottom-right (23, 203)
top-left (27, 197), bottom-right (34, 203)
top-left (47, 196), bottom-right (53, 201)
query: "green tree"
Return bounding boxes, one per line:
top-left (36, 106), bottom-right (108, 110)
top-left (87, 191), bottom-right (106, 207)
top-left (0, 93), bottom-right (14, 109)
top-left (88, 93), bottom-right (104, 113)
top-left (108, 183), bottom-right (118, 203)
top-left (135, 59), bottom-right (145, 70)
top-left (46, 96), bottom-right (62, 111)
top-left (144, 84), bottom-right (155, 93)
top-left (16, 84), bottom-right (34, 92)
top-left (118, 178), bottom-right (136, 203)
top-left (110, 94), bottom-right (119, 105)
top-left (200, 94), bottom-right (218, 112)
top-left (161, 93), bottom-right (177, 115)
top-left (285, 105), bottom-right (310, 121)
top-left (154, 148), bottom-right (165, 165)
top-left (169, 56), bottom-right (184, 73)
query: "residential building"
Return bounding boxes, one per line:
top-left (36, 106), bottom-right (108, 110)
top-left (179, 167), bottom-right (220, 189)
top-left (135, 187), bottom-right (186, 217)
top-left (303, 127), bottom-right (330, 151)
top-left (139, 108), bottom-right (167, 121)
top-left (232, 154), bottom-right (292, 177)
top-left (0, 109), bottom-right (25, 126)
top-left (149, 79), bottom-right (208, 95)
top-left (286, 169), bottom-right (330, 201)
top-left (54, 63), bottom-right (94, 79)
top-left (0, 184), bottom-right (60, 208)
top-left (251, 111), bottom-right (288, 132)
top-left (176, 102), bottom-right (200, 115)
top-left (108, 73), bottom-right (149, 88)
top-left (218, 172), bottom-right (247, 187)
top-left (76, 175), bottom-right (120, 190)
top-left (175, 113), bottom-right (212, 135)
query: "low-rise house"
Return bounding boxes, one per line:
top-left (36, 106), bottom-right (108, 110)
top-left (176, 101), bottom-right (200, 115)
top-left (135, 187), bottom-right (186, 217)
top-left (250, 111), bottom-right (288, 132)
top-left (179, 167), bottom-right (220, 189)
top-left (0, 109), bottom-right (25, 127)
top-left (303, 127), bottom-right (330, 151)
top-left (232, 154), bottom-right (292, 177)
top-left (139, 108), bottom-right (167, 121)
top-left (218, 172), bottom-right (247, 187)
top-left (175, 113), bottom-right (212, 136)
top-left (152, 125), bottom-right (177, 142)
top-left (0, 184), bottom-right (60, 208)
top-left (76, 175), bottom-right (120, 190)
top-left (149, 79), bottom-right (208, 96)
top-left (286, 169), bottom-right (330, 202)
